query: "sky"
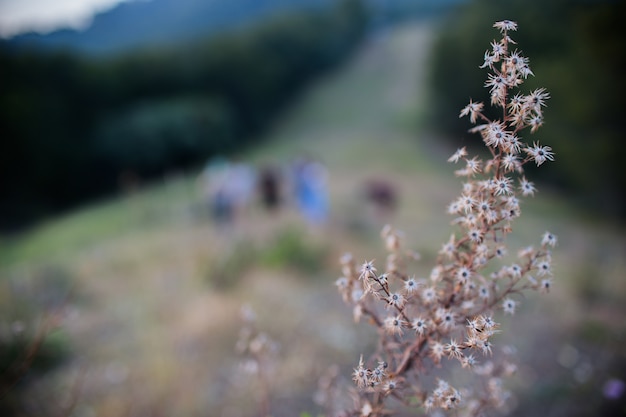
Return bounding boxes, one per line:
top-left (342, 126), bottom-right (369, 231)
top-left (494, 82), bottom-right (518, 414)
top-left (0, 0), bottom-right (134, 38)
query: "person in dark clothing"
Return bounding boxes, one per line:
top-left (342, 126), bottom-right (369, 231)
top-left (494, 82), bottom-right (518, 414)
top-left (258, 165), bottom-right (282, 212)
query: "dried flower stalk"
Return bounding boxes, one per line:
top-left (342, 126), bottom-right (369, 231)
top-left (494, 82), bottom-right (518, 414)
top-left (332, 20), bottom-right (557, 417)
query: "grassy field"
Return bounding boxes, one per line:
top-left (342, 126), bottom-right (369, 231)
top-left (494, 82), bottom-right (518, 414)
top-left (1, 21), bottom-right (625, 417)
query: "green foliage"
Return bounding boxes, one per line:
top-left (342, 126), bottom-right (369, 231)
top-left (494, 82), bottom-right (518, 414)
top-left (0, 0), bottom-right (369, 230)
top-left (0, 328), bottom-right (71, 376)
top-left (259, 228), bottom-right (328, 274)
top-left (206, 227), bottom-right (328, 290)
top-left (427, 0), bottom-right (626, 220)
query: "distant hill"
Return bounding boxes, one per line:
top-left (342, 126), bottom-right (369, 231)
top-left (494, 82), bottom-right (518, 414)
top-left (7, 0), bottom-right (465, 55)
top-left (8, 0), bottom-right (334, 54)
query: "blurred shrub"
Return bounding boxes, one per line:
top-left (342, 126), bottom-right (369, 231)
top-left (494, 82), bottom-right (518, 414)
top-left (0, 325), bottom-right (72, 415)
top-left (427, 0), bottom-right (626, 220)
top-left (206, 227), bottom-right (328, 290)
top-left (0, 325), bottom-right (71, 378)
top-left (0, 0), bottom-right (368, 230)
top-left (0, 267), bottom-right (73, 415)
top-left (259, 228), bottom-right (328, 274)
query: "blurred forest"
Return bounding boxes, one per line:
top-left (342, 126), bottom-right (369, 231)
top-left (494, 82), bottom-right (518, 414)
top-left (0, 0), bottom-right (368, 231)
top-left (428, 0), bottom-right (626, 221)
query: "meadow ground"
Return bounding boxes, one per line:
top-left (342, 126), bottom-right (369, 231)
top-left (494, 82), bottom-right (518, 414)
top-left (1, 21), bottom-right (625, 417)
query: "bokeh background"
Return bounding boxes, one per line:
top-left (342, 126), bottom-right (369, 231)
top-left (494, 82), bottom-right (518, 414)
top-left (0, 0), bottom-right (624, 416)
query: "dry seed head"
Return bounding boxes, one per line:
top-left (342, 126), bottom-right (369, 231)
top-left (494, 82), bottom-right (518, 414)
top-left (330, 19), bottom-right (556, 416)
